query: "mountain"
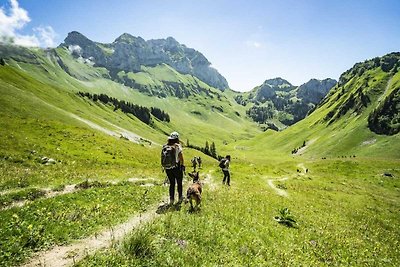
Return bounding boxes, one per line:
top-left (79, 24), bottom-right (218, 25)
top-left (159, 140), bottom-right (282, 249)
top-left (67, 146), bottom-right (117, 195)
top-left (234, 77), bottom-right (337, 130)
top-left (0, 39), bottom-right (259, 153)
top-left (0, 35), bottom-right (399, 267)
top-left (297, 78), bottom-right (337, 104)
top-left (61, 31), bottom-right (229, 92)
top-left (247, 52), bottom-right (400, 158)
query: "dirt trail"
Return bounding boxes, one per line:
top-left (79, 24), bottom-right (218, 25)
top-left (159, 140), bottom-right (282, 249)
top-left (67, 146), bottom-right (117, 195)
top-left (266, 163), bottom-right (307, 197)
top-left (294, 139), bottom-right (317, 155)
top-left (20, 172), bottom-right (216, 267)
top-left (267, 177), bottom-right (289, 197)
top-left (2, 177), bottom-right (158, 211)
top-left (204, 171), bottom-right (218, 191)
top-left (1, 185), bottom-right (78, 211)
top-left (297, 163), bottom-right (307, 174)
top-left (20, 203), bottom-right (163, 267)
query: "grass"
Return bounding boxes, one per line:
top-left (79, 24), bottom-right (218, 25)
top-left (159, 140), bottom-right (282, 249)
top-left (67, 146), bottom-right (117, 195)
top-left (0, 45), bottom-right (399, 266)
top-left (78, 157), bottom-right (400, 266)
top-left (0, 183), bottom-right (164, 266)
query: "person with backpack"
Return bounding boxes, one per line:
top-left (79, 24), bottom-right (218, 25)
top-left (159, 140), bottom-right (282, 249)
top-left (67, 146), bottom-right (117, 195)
top-left (161, 131), bottom-right (185, 205)
top-left (191, 157), bottom-right (197, 171)
top-left (197, 156), bottom-right (202, 169)
top-left (219, 155), bottom-right (231, 186)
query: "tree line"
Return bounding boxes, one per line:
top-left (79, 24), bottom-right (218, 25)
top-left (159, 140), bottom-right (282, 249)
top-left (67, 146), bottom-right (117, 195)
top-left (77, 92), bottom-right (170, 124)
top-left (186, 139), bottom-right (221, 160)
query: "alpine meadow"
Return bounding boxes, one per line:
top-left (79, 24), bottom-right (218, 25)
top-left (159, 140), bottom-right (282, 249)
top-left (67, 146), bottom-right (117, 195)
top-left (0, 1), bottom-right (399, 266)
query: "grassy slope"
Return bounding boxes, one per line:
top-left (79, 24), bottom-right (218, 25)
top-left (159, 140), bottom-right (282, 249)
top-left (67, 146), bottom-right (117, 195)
top-left (79, 157), bottom-right (400, 266)
top-left (1, 46), bottom-right (251, 265)
top-left (77, 56), bottom-right (399, 266)
top-left (0, 46), bottom-right (399, 266)
top-left (233, 67), bottom-right (400, 160)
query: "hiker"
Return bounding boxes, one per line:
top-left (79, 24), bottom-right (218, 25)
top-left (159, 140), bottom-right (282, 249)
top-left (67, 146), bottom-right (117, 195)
top-left (197, 156), bottom-right (202, 169)
top-left (220, 155), bottom-right (231, 186)
top-left (161, 132), bottom-right (185, 205)
top-left (191, 157), bottom-right (198, 171)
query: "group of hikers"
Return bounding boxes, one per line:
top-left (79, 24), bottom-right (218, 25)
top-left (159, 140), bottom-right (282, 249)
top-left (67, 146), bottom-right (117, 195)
top-left (161, 131), bottom-right (230, 205)
top-left (190, 156), bottom-right (202, 171)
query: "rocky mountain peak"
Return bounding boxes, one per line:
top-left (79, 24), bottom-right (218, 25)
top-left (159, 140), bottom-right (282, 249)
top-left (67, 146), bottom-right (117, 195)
top-left (263, 77), bottom-right (292, 88)
top-left (297, 78), bottom-right (337, 104)
top-left (59, 31), bottom-right (229, 90)
top-left (64, 31), bottom-right (93, 47)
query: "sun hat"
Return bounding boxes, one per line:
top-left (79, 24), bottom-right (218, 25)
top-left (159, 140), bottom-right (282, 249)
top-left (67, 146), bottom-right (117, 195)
top-left (168, 131), bottom-right (179, 140)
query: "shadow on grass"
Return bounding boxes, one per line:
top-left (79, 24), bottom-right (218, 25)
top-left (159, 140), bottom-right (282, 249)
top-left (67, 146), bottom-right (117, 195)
top-left (156, 202), bottom-right (183, 214)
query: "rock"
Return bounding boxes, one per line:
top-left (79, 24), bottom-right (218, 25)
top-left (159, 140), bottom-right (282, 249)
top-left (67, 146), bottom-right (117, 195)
top-left (297, 78), bottom-right (337, 104)
top-left (41, 157), bottom-right (56, 165)
top-left (60, 31), bottom-right (229, 90)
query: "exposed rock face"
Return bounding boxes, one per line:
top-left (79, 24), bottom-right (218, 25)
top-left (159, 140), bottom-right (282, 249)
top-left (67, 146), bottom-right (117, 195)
top-left (238, 77), bottom-right (337, 128)
top-left (297, 78), bottom-right (337, 104)
top-left (254, 78), bottom-right (294, 101)
top-left (61, 31), bottom-right (229, 90)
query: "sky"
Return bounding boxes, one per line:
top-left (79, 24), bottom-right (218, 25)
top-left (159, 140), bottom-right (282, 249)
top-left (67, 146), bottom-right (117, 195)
top-left (1, 0), bottom-right (400, 91)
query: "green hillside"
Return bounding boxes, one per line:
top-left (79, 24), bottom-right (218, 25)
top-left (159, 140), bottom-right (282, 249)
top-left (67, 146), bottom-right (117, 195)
top-left (0, 42), bottom-right (399, 266)
top-left (237, 53), bottom-right (400, 159)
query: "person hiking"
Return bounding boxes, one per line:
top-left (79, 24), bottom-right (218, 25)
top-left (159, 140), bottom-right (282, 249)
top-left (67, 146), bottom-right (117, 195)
top-left (220, 155), bottom-right (231, 186)
top-left (161, 131), bottom-right (185, 205)
top-left (197, 156), bottom-right (202, 169)
top-left (191, 157), bottom-right (197, 171)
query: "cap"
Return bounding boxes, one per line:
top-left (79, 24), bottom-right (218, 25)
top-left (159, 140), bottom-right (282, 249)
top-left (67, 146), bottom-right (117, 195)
top-left (168, 131), bottom-right (179, 140)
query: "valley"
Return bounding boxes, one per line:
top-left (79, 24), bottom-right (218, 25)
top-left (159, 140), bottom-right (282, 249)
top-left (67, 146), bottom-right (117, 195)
top-left (0, 34), bottom-right (399, 266)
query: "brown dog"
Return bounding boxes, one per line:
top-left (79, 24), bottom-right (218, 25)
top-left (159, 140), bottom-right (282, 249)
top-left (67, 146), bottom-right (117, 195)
top-left (186, 171), bottom-right (202, 210)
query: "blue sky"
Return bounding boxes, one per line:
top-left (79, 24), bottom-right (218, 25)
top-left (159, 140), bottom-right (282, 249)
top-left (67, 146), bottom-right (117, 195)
top-left (1, 0), bottom-right (400, 91)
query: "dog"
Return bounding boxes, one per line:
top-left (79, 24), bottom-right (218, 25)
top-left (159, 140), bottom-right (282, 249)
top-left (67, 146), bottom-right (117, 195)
top-left (186, 171), bottom-right (202, 210)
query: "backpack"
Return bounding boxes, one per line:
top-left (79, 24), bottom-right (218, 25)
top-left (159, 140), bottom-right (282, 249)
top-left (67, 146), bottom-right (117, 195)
top-left (161, 144), bottom-right (177, 169)
top-left (219, 158), bottom-right (227, 168)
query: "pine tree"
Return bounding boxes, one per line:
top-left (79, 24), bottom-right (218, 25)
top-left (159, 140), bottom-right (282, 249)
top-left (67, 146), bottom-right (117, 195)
top-left (210, 142), bottom-right (217, 158)
top-left (205, 141), bottom-right (210, 155)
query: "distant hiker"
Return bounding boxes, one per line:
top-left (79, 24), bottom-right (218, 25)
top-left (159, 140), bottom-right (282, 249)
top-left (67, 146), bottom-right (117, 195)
top-left (197, 156), bottom-right (202, 169)
top-left (219, 155), bottom-right (231, 186)
top-left (191, 157), bottom-right (198, 171)
top-left (161, 131), bottom-right (185, 205)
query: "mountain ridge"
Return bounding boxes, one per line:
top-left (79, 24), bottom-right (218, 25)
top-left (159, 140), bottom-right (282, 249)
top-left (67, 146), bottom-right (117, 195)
top-left (235, 77), bottom-right (337, 129)
top-left (61, 31), bottom-right (229, 91)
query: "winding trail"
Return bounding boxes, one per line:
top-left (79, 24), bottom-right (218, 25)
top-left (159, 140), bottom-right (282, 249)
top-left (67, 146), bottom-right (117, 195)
top-left (20, 171), bottom-right (217, 267)
top-left (1, 177), bottom-right (160, 211)
top-left (20, 202), bottom-right (163, 267)
top-left (266, 163), bottom-right (307, 197)
top-left (267, 177), bottom-right (289, 197)
top-left (1, 185), bottom-right (78, 211)
top-left (294, 139), bottom-right (317, 155)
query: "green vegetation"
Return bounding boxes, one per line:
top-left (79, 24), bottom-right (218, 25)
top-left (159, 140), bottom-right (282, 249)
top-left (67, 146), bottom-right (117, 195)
top-left (0, 44), bottom-right (399, 266)
top-left (79, 158), bottom-right (400, 266)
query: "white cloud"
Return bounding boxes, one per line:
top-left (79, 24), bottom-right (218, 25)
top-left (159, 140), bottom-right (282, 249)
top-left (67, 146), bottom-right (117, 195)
top-left (245, 40), bottom-right (263, 49)
top-left (68, 44), bottom-right (82, 55)
top-left (0, 0), bottom-right (57, 47)
top-left (34, 26), bottom-right (57, 47)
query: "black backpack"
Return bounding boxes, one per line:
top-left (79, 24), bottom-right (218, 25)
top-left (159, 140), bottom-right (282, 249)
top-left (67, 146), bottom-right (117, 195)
top-left (219, 158), bottom-right (227, 168)
top-left (161, 144), bottom-right (177, 169)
